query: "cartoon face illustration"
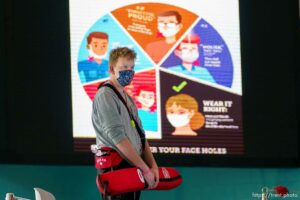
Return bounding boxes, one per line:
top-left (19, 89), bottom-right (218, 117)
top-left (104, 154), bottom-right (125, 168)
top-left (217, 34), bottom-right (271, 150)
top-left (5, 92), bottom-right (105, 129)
top-left (165, 94), bottom-right (204, 136)
top-left (166, 102), bottom-right (194, 128)
top-left (157, 11), bottom-right (183, 40)
top-left (175, 34), bottom-right (200, 63)
top-left (86, 32), bottom-right (109, 59)
top-left (137, 90), bottom-right (155, 109)
top-left (136, 85), bottom-right (156, 111)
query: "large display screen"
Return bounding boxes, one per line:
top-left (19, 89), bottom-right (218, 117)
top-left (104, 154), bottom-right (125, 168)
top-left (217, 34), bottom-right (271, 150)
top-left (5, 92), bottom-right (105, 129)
top-left (70, 0), bottom-right (244, 158)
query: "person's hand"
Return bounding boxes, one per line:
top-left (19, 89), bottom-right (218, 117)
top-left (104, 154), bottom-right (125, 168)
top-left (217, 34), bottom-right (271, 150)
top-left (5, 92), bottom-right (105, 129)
top-left (142, 168), bottom-right (156, 189)
top-left (150, 166), bottom-right (159, 189)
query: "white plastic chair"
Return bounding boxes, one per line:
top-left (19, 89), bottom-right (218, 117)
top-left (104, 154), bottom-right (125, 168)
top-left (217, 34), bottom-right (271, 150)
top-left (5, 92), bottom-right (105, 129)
top-left (5, 193), bottom-right (30, 200)
top-left (34, 188), bottom-right (56, 200)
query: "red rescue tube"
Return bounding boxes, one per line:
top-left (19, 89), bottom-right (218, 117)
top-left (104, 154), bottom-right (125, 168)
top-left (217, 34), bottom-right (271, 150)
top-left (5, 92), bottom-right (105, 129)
top-left (96, 167), bottom-right (182, 196)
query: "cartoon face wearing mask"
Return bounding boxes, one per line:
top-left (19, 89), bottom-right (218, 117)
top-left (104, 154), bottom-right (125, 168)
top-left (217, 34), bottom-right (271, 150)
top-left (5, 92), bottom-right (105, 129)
top-left (157, 14), bottom-right (183, 38)
top-left (137, 90), bottom-right (155, 110)
top-left (87, 37), bottom-right (108, 59)
top-left (158, 22), bottom-right (181, 38)
top-left (166, 102), bottom-right (195, 128)
top-left (165, 94), bottom-right (205, 136)
top-left (175, 42), bottom-right (199, 63)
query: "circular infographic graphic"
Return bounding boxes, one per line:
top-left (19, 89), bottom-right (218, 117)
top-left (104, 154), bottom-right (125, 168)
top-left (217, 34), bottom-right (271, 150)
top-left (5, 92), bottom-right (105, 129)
top-left (72, 2), bottom-right (243, 156)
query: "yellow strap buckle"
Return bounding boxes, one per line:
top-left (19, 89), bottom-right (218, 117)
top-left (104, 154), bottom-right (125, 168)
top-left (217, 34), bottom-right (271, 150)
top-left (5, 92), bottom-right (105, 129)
top-left (130, 119), bottom-right (136, 128)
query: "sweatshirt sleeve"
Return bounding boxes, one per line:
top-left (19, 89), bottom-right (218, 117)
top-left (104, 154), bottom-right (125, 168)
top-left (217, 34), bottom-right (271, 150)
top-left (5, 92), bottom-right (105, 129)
top-left (93, 90), bottom-right (127, 145)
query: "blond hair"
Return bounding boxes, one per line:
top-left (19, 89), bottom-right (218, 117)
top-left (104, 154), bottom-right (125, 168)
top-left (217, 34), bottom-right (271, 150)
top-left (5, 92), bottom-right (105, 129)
top-left (109, 47), bottom-right (137, 69)
top-left (166, 94), bottom-right (204, 130)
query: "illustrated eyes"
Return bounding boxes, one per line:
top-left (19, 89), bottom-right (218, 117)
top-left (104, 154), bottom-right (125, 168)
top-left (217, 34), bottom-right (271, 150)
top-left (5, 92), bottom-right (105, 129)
top-left (158, 22), bottom-right (177, 28)
top-left (167, 109), bottom-right (174, 114)
top-left (179, 110), bottom-right (186, 114)
top-left (181, 48), bottom-right (197, 53)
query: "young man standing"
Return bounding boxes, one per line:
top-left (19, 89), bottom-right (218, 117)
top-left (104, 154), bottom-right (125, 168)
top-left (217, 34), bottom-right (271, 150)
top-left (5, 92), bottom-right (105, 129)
top-left (92, 47), bottom-right (159, 199)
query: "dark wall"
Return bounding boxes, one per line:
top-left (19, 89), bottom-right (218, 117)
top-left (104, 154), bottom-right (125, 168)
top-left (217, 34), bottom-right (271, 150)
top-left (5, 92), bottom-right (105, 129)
top-left (1, 0), bottom-right (74, 163)
top-left (0, 0), bottom-right (299, 165)
top-left (240, 0), bottom-right (299, 159)
top-left (0, 0), bottom-right (7, 153)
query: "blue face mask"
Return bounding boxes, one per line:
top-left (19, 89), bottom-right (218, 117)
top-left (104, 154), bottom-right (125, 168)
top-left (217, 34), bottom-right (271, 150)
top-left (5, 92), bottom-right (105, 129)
top-left (117, 69), bottom-right (135, 87)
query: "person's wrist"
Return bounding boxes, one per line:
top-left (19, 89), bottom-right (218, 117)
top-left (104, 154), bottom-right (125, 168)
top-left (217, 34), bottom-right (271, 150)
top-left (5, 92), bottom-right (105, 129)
top-left (143, 169), bottom-right (151, 175)
top-left (141, 166), bottom-right (151, 175)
